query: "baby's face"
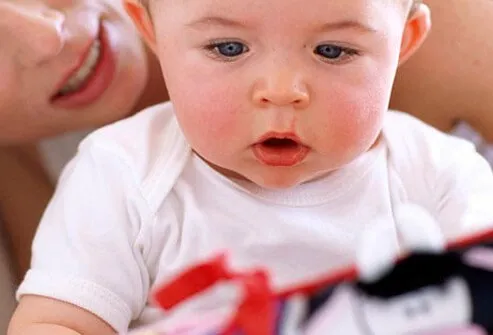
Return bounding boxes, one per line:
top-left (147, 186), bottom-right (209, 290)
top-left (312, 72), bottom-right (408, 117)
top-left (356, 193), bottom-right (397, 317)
top-left (152, 0), bottom-right (411, 188)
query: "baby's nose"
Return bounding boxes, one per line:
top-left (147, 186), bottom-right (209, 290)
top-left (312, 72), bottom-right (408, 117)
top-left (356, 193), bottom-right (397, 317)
top-left (1, 2), bottom-right (66, 66)
top-left (253, 71), bottom-right (310, 109)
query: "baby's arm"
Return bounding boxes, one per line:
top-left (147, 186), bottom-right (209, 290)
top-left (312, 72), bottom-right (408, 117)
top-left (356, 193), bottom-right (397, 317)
top-left (8, 136), bottom-right (154, 334)
top-left (9, 295), bottom-right (115, 335)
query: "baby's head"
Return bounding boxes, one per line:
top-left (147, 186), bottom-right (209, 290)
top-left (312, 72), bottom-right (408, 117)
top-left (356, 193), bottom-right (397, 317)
top-left (125, 0), bottom-right (430, 189)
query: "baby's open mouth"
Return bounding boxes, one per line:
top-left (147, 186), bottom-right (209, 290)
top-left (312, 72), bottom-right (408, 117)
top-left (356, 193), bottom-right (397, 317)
top-left (253, 134), bottom-right (310, 167)
top-left (261, 137), bottom-right (300, 148)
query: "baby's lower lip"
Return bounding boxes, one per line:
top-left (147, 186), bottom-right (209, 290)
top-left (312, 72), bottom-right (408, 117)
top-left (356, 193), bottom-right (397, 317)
top-left (252, 142), bottom-right (310, 167)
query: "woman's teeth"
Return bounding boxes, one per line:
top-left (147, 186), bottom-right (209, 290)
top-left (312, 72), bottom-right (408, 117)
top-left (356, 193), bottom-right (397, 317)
top-left (58, 38), bottom-right (101, 96)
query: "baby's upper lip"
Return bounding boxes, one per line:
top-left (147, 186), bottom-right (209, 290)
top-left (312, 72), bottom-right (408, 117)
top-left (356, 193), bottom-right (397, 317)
top-left (254, 131), bottom-right (305, 145)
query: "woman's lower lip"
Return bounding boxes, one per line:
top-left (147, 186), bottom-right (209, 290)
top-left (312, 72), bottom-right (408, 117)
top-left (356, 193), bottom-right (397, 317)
top-left (252, 143), bottom-right (310, 167)
top-left (51, 23), bottom-right (116, 109)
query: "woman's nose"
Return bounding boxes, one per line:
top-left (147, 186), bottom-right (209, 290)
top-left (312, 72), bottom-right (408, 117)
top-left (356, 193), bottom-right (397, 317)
top-left (252, 65), bottom-right (310, 109)
top-left (0, 2), bottom-right (66, 66)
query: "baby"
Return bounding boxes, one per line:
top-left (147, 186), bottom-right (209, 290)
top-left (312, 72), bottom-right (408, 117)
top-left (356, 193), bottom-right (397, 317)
top-left (8, 0), bottom-right (493, 334)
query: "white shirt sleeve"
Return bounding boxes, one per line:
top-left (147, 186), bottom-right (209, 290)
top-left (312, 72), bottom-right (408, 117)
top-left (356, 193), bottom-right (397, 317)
top-left (17, 139), bottom-right (153, 333)
top-left (385, 112), bottom-right (493, 242)
top-left (431, 138), bottom-right (493, 240)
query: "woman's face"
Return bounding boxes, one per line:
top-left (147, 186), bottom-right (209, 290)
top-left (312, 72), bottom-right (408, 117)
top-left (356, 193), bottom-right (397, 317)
top-left (0, 0), bottom-right (148, 143)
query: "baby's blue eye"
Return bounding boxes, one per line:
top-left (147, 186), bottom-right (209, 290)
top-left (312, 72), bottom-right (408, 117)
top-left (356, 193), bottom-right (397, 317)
top-left (214, 42), bottom-right (247, 57)
top-left (314, 44), bottom-right (345, 59)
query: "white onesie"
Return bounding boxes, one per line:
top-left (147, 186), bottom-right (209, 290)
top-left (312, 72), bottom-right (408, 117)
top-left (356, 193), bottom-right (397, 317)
top-left (17, 102), bottom-right (493, 332)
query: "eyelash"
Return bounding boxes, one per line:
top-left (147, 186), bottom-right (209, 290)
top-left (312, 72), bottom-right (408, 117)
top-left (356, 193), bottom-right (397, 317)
top-left (314, 44), bottom-right (360, 64)
top-left (204, 40), bottom-right (249, 62)
top-left (203, 40), bottom-right (361, 64)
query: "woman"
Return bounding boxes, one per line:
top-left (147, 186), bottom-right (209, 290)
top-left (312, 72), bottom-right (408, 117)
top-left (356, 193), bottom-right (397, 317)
top-left (391, 0), bottom-right (493, 161)
top-left (0, 1), bottom-right (168, 331)
top-left (0, 0), bottom-right (167, 333)
top-left (0, 0), bottom-right (168, 278)
top-left (0, 0), bottom-right (166, 144)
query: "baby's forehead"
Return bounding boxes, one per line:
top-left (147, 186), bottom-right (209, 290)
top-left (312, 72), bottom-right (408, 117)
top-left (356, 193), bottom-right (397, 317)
top-left (149, 0), bottom-right (410, 22)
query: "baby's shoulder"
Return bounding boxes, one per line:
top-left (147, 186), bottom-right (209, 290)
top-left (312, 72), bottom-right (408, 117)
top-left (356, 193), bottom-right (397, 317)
top-left (382, 111), bottom-right (488, 206)
top-left (383, 110), bottom-right (476, 168)
top-left (82, 102), bottom-right (179, 156)
top-left (78, 102), bottom-right (192, 212)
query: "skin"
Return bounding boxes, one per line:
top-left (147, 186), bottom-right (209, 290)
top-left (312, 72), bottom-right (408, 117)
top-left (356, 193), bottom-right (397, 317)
top-left (0, 0), bottom-right (165, 143)
top-left (0, 146), bottom-right (53, 278)
top-left (135, 0), bottom-right (429, 190)
top-left (7, 0), bottom-right (493, 333)
top-left (0, 0), bottom-right (167, 278)
top-left (6, 0), bottom-right (493, 278)
top-left (8, 0), bottom-right (431, 333)
top-left (392, 0), bottom-right (493, 141)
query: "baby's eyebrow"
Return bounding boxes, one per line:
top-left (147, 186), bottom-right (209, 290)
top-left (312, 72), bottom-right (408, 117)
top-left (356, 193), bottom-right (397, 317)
top-left (185, 16), bottom-right (249, 30)
top-left (315, 20), bottom-right (378, 34)
top-left (185, 15), bottom-right (377, 34)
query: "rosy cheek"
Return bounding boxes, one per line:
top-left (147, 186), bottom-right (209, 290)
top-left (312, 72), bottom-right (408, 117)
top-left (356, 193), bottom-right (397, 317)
top-left (196, 108), bottom-right (238, 141)
top-left (317, 85), bottom-right (385, 155)
top-left (172, 81), bottom-right (244, 153)
top-left (197, 91), bottom-right (241, 138)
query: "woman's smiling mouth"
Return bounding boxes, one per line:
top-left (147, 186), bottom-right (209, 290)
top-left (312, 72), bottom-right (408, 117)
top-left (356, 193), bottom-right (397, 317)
top-left (51, 21), bottom-right (116, 108)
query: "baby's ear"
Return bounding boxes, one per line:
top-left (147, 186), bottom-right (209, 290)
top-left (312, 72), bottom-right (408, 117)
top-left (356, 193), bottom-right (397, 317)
top-left (123, 0), bottom-right (157, 53)
top-left (398, 3), bottom-right (431, 65)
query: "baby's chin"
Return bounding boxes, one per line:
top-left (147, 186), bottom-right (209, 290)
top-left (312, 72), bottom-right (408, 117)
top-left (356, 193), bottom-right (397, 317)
top-left (200, 154), bottom-right (332, 190)
top-left (243, 169), bottom-right (329, 190)
top-left (207, 162), bottom-right (308, 189)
